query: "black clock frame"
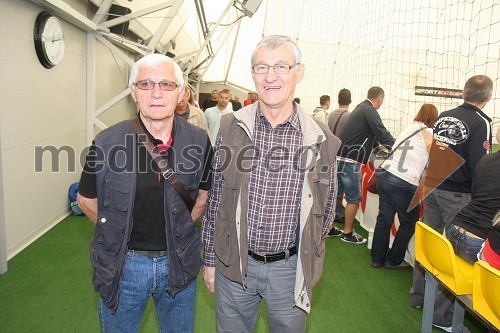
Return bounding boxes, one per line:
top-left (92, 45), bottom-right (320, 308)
top-left (34, 11), bottom-right (61, 69)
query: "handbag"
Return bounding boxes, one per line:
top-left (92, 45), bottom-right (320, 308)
top-left (366, 127), bottom-right (427, 194)
top-left (131, 117), bottom-right (195, 212)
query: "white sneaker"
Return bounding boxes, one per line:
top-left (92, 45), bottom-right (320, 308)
top-left (433, 324), bottom-right (452, 332)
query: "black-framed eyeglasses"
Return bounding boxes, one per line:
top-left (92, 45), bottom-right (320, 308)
top-left (252, 63), bottom-right (299, 75)
top-left (133, 79), bottom-right (180, 91)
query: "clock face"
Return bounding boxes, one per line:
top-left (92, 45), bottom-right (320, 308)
top-left (34, 12), bottom-right (65, 69)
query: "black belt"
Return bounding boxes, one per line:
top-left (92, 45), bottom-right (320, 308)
top-left (248, 246), bottom-right (297, 263)
top-left (129, 249), bottom-right (167, 258)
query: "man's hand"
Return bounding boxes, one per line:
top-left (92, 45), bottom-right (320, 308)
top-left (202, 266), bottom-right (215, 293)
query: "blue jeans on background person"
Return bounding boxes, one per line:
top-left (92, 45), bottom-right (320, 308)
top-left (335, 181), bottom-right (344, 220)
top-left (371, 171), bottom-right (420, 266)
top-left (99, 251), bottom-right (197, 333)
top-left (337, 160), bottom-right (361, 204)
top-left (446, 224), bottom-right (485, 264)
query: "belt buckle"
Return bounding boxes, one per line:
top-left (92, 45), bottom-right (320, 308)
top-left (263, 254), bottom-right (267, 263)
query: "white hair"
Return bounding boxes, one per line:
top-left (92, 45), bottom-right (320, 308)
top-left (250, 35), bottom-right (302, 66)
top-left (128, 54), bottom-right (184, 87)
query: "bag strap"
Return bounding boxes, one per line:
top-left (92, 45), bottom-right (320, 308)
top-left (384, 126), bottom-right (427, 160)
top-left (332, 109), bottom-right (348, 135)
top-left (368, 126), bottom-right (427, 184)
top-left (131, 117), bottom-right (195, 212)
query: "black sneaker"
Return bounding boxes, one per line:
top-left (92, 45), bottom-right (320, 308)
top-left (341, 230), bottom-right (367, 244)
top-left (326, 226), bottom-right (342, 237)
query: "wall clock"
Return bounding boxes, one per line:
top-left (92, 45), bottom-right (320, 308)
top-left (34, 11), bottom-right (65, 69)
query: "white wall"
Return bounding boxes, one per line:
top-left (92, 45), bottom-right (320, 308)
top-left (0, 0), bottom-right (134, 262)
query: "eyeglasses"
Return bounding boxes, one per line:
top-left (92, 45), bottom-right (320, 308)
top-left (133, 79), bottom-right (179, 91)
top-left (252, 63), bottom-right (299, 75)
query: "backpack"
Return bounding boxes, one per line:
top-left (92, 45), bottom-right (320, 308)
top-left (69, 182), bottom-right (83, 215)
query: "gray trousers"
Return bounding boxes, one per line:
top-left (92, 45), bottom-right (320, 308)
top-left (215, 254), bottom-right (306, 333)
top-left (410, 188), bottom-right (471, 326)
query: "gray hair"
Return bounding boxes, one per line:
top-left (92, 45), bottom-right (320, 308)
top-left (250, 35), bottom-right (302, 66)
top-left (128, 54), bottom-right (184, 88)
top-left (463, 75), bottom-right (493, 104)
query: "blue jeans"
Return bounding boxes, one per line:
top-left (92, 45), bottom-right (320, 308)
top-left (99, 251), bottom-right (197, 333)
top-left (371, 171), bottom-right (420, 266)
top-left (215, 254), bottom-right (306, 333)
top-left (446, 224), bottom-right (484, 264)
top-left (337, 161), bottom-right (361, 204)
top-left (335, 179), bottom-right (344, 220)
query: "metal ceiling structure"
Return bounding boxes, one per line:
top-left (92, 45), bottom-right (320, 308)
top-left (29, 0), bottom-right (264, 142)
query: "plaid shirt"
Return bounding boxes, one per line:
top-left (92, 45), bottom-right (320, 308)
top-left (202, 107), bottom-right (337, 266)
top-left (247, 109), bottom-right (304, 254)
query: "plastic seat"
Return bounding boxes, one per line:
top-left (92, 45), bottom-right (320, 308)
top-left (415, 222), bottom-right (474, 294)
top-left (473, 261), bottom-right (500, 329)
top-left (415, 222), bottom-right (474, 332)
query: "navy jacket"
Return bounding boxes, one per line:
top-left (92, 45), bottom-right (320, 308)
top-left (337, 100), bottom-right (395, 164)
top-left (89, 118), bottom-right (209, 313)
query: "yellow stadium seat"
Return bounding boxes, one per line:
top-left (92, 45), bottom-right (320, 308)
top-left (473, 261), bottom-right (500, 330)
top-left (415, 222), bottom-right (474, 294)
top-left (415, 222), bottom-right (474, 332)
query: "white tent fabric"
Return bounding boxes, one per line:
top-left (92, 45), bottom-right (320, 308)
top-left (108, 0), bottom-right (500, 135)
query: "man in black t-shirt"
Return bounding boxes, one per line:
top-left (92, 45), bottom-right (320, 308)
top-left (202, 89), bottom-right (219, 111)
top-left (77, 54), bottom-right (212, 333)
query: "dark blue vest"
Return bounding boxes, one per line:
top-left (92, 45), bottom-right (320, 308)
top-left (89, 117), bottom-right (209, 312)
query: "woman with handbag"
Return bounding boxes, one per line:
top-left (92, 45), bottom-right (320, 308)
top-left (371, 104), bottom-right (438, 269)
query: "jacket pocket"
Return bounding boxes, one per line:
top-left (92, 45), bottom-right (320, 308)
top-left (90, 245), bottom-right (117, 297)
top-left (175, 228), bottom-right (202, 284)
top-left (95, 211), bottom-right (126, 257)
top-left (103, 177), bottom-right (130, 212)
top-left (214, 216), bottom-right (233, 266)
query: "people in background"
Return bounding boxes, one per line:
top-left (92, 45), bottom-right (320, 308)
top-left (294, 97), bottom-right (301, 104)
top-left (77, 54), bottom-right (212, 333)
top-left (232, 95), bottom-right (242, 111)
top-left (201, 35), bottom-right (340, 332)
top-left (244, 92), bottom-right (253, 106)
top-left (226, 89), bottom-right (234, 111)
top-left (186, 85), bottom-right (200, 109)
top-left (312, 95), bottom-right (331, 124)
top-left (175, 85), bottom-right (208, 132)
top-left (480, 211), bottom-right (500, 270)
top-left (244, 92), bottom-right (259, 106)
top-left (327, 88), bottom-right (352, 231)
top-left (202, 89), bottom-right (219, 111)
top-left (371, 104), bottom-right (437, 269)
top-left (336, 86), bottom-right (395, 244)
top-left (410, 75), bottom-right (493, 332)
top-left (204, 89), bottom-right (232, 144)
top-left (446, 127), bottom-right (500, 264)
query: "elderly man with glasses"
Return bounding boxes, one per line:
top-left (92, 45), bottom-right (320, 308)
top-left (201, 35), bottom-right (341, 332)
top-left (77, 54), bottom-right (212, 333)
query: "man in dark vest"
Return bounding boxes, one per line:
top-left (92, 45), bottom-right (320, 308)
top-left (77, 54), bottom-right (212, 332)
